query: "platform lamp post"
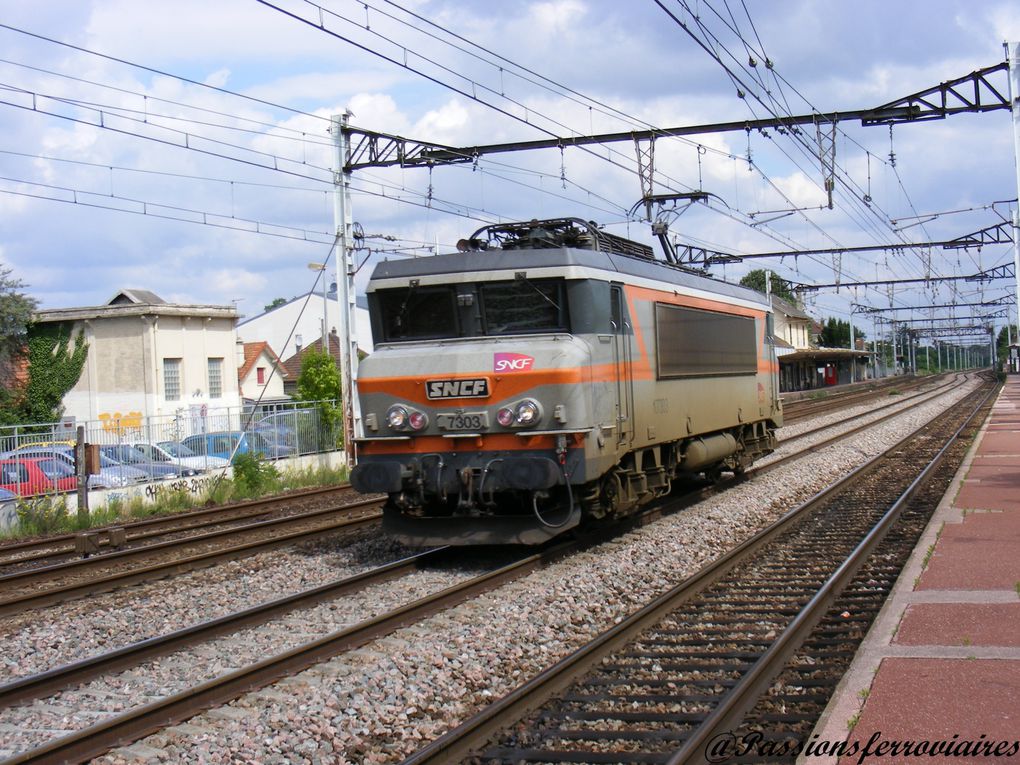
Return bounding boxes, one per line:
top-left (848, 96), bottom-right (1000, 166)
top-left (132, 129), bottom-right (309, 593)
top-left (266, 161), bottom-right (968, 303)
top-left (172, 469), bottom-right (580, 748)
top-left (307, 262), bottom-right (329, 353)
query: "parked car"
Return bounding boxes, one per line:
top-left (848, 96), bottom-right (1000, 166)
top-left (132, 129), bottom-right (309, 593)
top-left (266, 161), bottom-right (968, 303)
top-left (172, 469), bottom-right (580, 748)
top-left (0, 457), bottom-right (77, 496)
top-left (246, 425), bottom-right (297, 457)
top-left (100, 444), bottom-right (198, 480)
top-left (180, 431), bottom-right (278, 463)
top-left (130, 441), bottom-right (230, 473)
top-left (253, 409), bottom-right (322, 455)
top-left (0, 447), bottom-right (149, 489)
top-left (0, 486), bottom-right (16, 529)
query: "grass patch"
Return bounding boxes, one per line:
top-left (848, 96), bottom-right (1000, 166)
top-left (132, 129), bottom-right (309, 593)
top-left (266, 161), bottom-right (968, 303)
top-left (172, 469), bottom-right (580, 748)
top-left (0, 460), bottom-right (350, 542)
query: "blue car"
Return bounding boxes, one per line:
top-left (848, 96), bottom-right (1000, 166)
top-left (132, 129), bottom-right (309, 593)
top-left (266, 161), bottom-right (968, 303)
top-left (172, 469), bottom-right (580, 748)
top-left (180, 431), bottom-right (278, 463)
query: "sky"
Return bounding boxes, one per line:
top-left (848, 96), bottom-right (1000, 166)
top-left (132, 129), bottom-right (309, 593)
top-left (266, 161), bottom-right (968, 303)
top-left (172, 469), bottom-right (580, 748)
top-left (1, 0), bottom-right (1019, 345)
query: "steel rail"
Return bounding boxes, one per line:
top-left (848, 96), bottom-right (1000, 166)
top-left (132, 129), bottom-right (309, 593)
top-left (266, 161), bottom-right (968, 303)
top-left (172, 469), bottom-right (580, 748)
top-left (752, 375), bottom-right (969, 475)
top-left (0, 546), bottom-right (449, 707)
top-left (666, 378), bottom-right (998, 764)
top-left (0, 500), bottom-right (381, 616)
top-left (397, 376), bottom-right (993, 765)
top-left (0, 541), bottom-right (581, 765)
top-left (781, 374), bottom-right (939, 423)
top-left (0, 483), bottom-right (358, 567)
top-left (0, 379), bottom-right (984, 764)
top-left (778, 376), bottom-right (960, 446)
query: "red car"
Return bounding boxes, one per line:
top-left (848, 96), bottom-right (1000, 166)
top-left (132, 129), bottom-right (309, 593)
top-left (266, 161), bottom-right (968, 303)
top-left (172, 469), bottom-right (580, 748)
top-left (0, 457), bottom-right (78, 497)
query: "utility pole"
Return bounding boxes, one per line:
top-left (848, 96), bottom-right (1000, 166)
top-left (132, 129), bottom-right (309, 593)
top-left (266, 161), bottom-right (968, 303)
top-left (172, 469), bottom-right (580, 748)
top-left (849, 312), bottom-right (856, 383)
top-left (891, 321), bottom-right (898, 375)
top-left (1009, 42), bottom-right (1020, 373)
top-left (332, 111), bottom-right (361, 465)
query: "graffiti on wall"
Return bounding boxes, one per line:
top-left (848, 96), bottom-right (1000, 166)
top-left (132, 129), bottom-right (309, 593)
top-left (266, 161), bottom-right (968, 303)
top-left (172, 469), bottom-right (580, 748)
top-left (98, 411), bottom-right (144, 435)
top-left (144, 476), bottom-right (215, 499)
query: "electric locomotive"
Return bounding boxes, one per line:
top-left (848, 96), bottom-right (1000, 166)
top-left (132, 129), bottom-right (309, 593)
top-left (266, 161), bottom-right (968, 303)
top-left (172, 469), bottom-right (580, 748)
top-left (350, 218), bottom-right (782, 545)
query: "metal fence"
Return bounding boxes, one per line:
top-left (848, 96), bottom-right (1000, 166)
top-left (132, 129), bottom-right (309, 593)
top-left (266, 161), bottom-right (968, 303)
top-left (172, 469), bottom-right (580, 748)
top-left (0, 400), bottom-right (341, 499)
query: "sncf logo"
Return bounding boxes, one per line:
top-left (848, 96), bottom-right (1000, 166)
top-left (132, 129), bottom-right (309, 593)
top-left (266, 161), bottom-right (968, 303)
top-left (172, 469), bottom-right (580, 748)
top-left (494, 352), bottom-right (535, 373)
top-left (426, 378), bottom-right (490, 400)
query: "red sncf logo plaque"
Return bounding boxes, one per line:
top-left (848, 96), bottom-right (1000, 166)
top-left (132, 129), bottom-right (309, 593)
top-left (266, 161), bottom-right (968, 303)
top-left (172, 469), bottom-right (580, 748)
top-left (494, 352), bottom-right (534, 372)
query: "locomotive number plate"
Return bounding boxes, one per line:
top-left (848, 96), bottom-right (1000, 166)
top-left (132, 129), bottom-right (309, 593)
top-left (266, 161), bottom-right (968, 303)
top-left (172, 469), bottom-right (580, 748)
top-left (437, 412), bottom-right (489, 431)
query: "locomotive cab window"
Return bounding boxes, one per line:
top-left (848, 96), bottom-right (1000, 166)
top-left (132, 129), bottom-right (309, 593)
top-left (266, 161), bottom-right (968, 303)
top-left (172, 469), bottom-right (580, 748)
top-left (377, 285), bottom-right (458, 340)
top-left (479, 278), bottom-right (568, 335)
top-left (655, 303), bottom-right (757, 378)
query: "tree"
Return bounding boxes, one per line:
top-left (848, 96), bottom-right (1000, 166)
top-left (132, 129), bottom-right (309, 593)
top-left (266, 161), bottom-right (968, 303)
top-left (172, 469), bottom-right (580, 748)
top-left (0, 266), bottom-right (37, 375)
top-left (997, 325), bottom-right (1017, 369)
top-left (739, 269), bottom-right (798, 303)
top-left (818, 317), bottom-right (865, 348)
top-left (0, 268), bottom-right (39, 423)
top-left (295, 348), bottom-right (342, 444)
top-left (264, 297), bottom-right (288, 312)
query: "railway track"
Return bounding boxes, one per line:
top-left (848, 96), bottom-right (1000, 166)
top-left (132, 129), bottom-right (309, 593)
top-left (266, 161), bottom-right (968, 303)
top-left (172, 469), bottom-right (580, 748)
top-left (0, 376), bottom-right (954, 619)
top-left (0, 495), bottom-right (381, 616)
top-left (775, 374), bottom-right (962, 450)
top-left (399, 376), bottom-right (994, 764)
top-left (0, 375), bottom-right (954, 620)
top-left (781, 374), bottom-right (936, 424)
top-left (0, 483), bottom-right (361, 573)
top-left (0, 376), bottom-right (986, 764)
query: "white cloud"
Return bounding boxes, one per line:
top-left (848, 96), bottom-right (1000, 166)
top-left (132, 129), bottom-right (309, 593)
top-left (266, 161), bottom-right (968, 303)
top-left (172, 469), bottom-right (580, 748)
top-left (0, 0), bottom-right (1011, 333)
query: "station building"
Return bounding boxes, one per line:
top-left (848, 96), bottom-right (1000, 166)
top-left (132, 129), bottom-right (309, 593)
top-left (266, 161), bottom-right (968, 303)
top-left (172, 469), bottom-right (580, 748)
top-left (771, 295), bottom-right (872, 392)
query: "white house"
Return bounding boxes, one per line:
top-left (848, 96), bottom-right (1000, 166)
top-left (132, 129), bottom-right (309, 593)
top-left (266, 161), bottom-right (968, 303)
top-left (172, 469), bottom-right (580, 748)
top-left (236, 287), bottom-right (372, 364)
top-left (34, 289), bottom-right (242, 431)
top-left (772, 294), bottom-right (813, 351)
top-left (237, 341), bottom-right (289, 404)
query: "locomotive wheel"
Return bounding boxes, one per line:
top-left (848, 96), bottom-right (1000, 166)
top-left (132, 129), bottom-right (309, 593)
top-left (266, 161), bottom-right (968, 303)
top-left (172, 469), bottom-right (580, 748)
top-left (600, 472), bottom-right (622, 518)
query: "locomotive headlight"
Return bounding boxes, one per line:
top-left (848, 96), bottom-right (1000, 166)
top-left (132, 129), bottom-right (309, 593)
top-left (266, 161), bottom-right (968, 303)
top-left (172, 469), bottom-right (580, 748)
top-left (408, 411), bottom-right (428, 431)
top-left (497, 399), bottom-right (542, 428)
top-left (386, 405), bottom-right (409, 429)
top-left (515, 399), bottom-right (540, 425)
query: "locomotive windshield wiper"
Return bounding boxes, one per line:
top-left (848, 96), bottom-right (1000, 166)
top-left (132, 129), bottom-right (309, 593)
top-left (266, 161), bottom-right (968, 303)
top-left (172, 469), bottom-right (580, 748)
top-left (514, 271), bottom-right (560, 311)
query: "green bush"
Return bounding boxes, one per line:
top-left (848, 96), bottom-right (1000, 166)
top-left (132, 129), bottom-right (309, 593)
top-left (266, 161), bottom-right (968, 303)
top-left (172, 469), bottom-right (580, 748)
top-left (14, 496), bottom-right (70, 536)
top-left (231, 452), bottom-right (280, 497)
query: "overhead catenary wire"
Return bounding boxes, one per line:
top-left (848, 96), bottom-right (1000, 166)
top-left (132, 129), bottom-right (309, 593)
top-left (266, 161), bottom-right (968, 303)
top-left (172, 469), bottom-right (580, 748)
top-left (663, 0), bottom-right (957, 284)
top-left (0, 28), bottom-right (650, 233)
top-left (653, 0), bottom-right (990, 322)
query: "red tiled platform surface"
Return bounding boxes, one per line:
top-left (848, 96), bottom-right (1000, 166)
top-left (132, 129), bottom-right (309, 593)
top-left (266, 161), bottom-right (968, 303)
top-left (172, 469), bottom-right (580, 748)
top-left (917, 511), bottom-right (1020, 590)
top-left (823, 380), bottom-right (1020, 765)
top-left (895, 603), bottom-right (1020, 647)
top-left (952, 466), bottom-right (1020, 511)
top-left (842, 659), bottom-right (1020, 764)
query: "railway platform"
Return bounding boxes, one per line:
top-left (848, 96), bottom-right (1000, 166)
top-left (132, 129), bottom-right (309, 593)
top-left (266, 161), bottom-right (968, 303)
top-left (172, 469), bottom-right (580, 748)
top-left (807, 375), bottom-right (1020, 764)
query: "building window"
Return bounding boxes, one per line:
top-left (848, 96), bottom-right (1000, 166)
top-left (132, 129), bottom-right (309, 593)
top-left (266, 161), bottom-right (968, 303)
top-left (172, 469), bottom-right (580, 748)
top-left (208, 358), bottom-right (223, 398)
top-left (164, 358), bottom-right (182, 401)
top-left (257, 367), bottom-right (266, 385)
